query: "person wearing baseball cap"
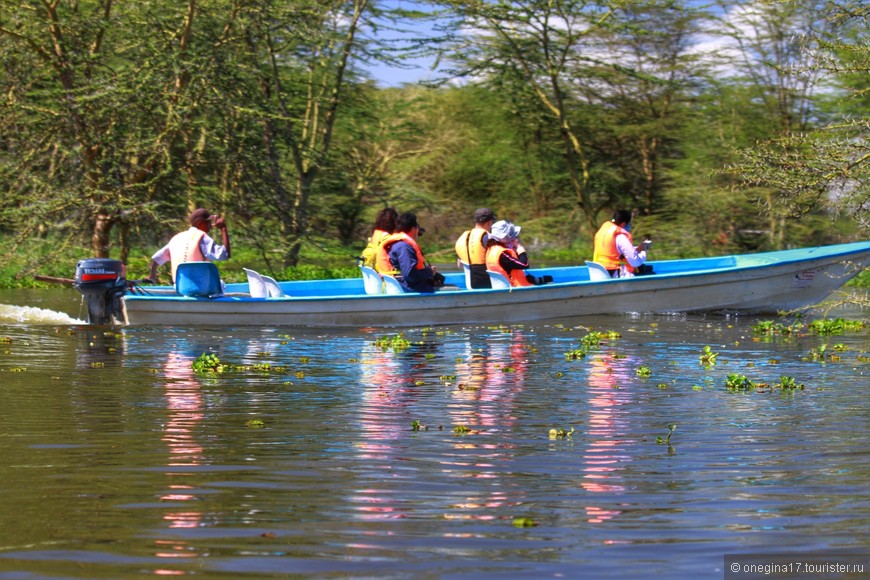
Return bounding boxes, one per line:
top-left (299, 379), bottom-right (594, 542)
top-left (147, 207), bottom-right (232, 284)
top-left (454, 207), bottom-right (496, 289)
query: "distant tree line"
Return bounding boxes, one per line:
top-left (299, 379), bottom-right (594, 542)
top-left (0, 0), bottom-right (866, 276)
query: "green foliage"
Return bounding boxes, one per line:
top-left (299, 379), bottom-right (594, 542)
top-left (374, 334), bottom-right (413, 352)
top-left (699, 346), bottom-right (718, 366)
top-left (192, 353), bottom-right (226, 374)
top-left (724, 373), bottom-right (756, 391)
top-left (656, 423), bottom-right (677, 446)
top-left (807, 318), bottom-right (864, 336)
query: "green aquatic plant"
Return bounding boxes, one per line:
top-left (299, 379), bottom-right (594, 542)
top-left (374, 333), bottom-right (412, 352)
top-left (699, 346), bottom-right (718, 366)
top-left (564, 349), bottom-right (587, 361)
top-left (453, 425), bottom-right (472, 435)
top-left (725, 373), bottom-right (755, 391)
top-left (777, 376), bottom-right (805, 391)
top-left (548, 427), bottom-right (574, 439)
top-left (751, 318), bottom-right (803, 336)
top-left (246, 420), bottom-right (265, 428)
top-left (512, 517), bottom-right (538, 527)
top-left (636, 366), bottom-right (652, 377)
top-left (411, 420), bottom-right (428, 431)
top-left (656, 423), bottom-right (676, 445)
top-left (193, 353), bottom-right (226, 373)
top-left (808, 317), bottom-right (864, 336)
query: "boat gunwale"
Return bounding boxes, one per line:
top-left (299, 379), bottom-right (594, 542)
top-left (122, 241), bottom-right (870, 304)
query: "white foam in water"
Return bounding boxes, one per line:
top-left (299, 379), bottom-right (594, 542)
top-left (0, 303), bottom-right (85, 325)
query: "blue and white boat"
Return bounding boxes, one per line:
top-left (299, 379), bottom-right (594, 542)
top-left (73, 241), bottom-right (870, 327)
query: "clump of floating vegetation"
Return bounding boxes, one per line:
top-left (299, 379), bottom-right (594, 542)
top-left (549, 427), bottom-right (574, 439)
top-left (808, 318), bottom-right (864, 336)
top-left (563, 330), bottom-right (621, 360)
top-left (374, 333), bottom-right (412, 352)
top-left (635, 366), bottom-right (652, 377)
top-left (725, 373), bottom-right (805, 392)
top-left (656, 423), bottom-right (676, 445)
top-left (699, 345), bottom-right (718, 366)
top-left (192, 353), bottom-right (226, 374)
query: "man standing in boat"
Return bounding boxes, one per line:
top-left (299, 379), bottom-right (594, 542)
top-left (455, 208), bottom-right (496, 289)
top-left (147, 208), bottom-right (232, 284)
top-left (592, 210), bottom-right (650, 278)
top-left (377, 212), bottom-right (441, 293)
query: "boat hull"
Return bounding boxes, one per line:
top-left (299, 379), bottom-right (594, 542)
top-left (121, 242), bottom-right (870, 327)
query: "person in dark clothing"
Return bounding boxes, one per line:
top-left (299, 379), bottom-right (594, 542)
top-left (382, 212), bottom-right (439, 293)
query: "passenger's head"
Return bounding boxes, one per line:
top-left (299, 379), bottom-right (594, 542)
top-left (396, 212), bottom-right (425, 237)
top-left (374, 207), bottom-right (398, 232)
top-left (611, 210), bottom-right (633, 227)
top-left (474, 208), bottom-right (496, 230)
top-left (490, 220), bottom-right (521, 245)
top-left (188, 208), bottom-right (215, 230)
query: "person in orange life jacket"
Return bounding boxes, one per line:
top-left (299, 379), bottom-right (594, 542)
top-left (485, 220), bottom-right (536, 287)
top-left (361, 207), bottom-right (398, 268)
top-left (379, 212), bottom-right (439, 293)
top-left (455, 207), bottom-right (496, 289)
top-left (592, 210), bottom-right (649, 278)
top-left (147, 208), bottom-right (232, 284)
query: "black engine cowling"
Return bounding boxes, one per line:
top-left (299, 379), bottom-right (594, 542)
top-left (73, 258), bottom-right (127, 324)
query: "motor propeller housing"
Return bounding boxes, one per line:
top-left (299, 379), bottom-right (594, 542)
top-left (73, 258), bottom-right (127, 324)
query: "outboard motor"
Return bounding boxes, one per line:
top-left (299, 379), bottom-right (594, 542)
top-left (73, 258), bottom-right (127, 324)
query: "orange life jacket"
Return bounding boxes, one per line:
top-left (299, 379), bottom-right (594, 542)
top-left (486, 245), bottom-right (534, 287)
top-left (376, 233), bottom-right (426, 275)
top-left (168, 228), bottom-right (207, 281)
top-left (592, 221), bottom-right (634, 273)
top-left (454, 228), bottom-right (488, 265)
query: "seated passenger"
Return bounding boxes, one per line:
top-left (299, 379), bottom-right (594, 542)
top-left (361, 207), bottom-right (398, 268)
top-left (455, 207), bottom-right (496, 289)
top-left (376, 212), bottom-right (440, 293)
top-left (592, 210), bottom-right (650, 278)
top-left (485, 220), bottom-right (536, 287)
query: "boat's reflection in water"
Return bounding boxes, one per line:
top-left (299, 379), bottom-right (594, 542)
top-left (583, 352), bottom-right (633, 524)
top-left (155, 352), bottom-right (205, 569)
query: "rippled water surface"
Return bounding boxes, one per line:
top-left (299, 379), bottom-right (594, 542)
top-left (0, 289), bottom-right (868, 578)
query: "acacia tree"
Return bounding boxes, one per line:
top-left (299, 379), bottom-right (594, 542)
top-left (0, 0), bottom-right (242, 263)
top-left (436, 0), bottom-right (707, 231)
top-left (706, 0), bottom-right (857, 248)
top-left (725, 0), bottom-right (868, 236)
top-left (437, 0), bottom-right (634, 230)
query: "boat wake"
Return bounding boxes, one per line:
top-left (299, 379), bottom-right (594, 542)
top-left (0, 303), bottom-right (84, 325)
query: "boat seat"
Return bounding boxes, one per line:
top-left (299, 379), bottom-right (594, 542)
top-left (262, 275), bottom-right (286, 298)
top-left (381, 274), bottom-right (406, 294)
top-left (243, 268), bottom-right (269, 298)
top-left (487, 270), bottom-right (511, 289)
top-left (176, 262), bottom-right (223, 298)
top-left (459, 260), bottom-right (472, 290)
top-left (586, 261), bottom-right (612, 281)
top-left (360, 265), bottom-right (384, 295)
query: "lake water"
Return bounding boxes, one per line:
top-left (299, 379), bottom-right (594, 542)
top-left (0, 289), bottom-right (868, 578)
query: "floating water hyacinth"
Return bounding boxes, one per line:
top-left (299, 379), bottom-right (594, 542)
top-left (657, 423), bottom-right (677, 445)
top-left (699, 346), bottom-right (718, 366)
top-left (192, 353), bottom-right (226, 373)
